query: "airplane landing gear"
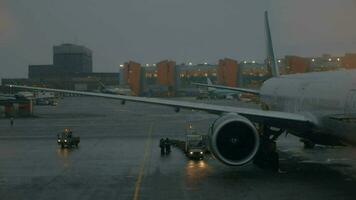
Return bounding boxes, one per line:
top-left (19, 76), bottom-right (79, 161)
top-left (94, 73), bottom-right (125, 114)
top-left (253, 136), bottom-right (279, 171)
top-left (253, 125), bottom-right (283, 172)
top-left (300, 138), bottom-right (315, 149)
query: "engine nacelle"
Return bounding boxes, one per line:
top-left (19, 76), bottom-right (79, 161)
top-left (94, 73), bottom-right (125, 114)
top-left (209, 113), bottom-right (260, 166)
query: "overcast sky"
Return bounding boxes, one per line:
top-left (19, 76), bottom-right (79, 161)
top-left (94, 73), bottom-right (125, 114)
top-left (1, 0), bottom-right (356, 78)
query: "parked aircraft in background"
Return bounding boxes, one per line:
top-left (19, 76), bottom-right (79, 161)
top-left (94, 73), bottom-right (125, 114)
top-left (193, 78), bottom-right (260, 96)
top-left (193, 78), bottom-right (239, 99)
top-left (8, 11), bottom-right (356, 171)
top-left (95, 78), bottom-right (131, 95)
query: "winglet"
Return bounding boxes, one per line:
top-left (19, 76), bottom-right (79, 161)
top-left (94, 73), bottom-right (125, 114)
top-left (265, 11), bottom-right (279, 77)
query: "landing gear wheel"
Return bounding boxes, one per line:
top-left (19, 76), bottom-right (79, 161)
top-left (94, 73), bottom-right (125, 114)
top-left (253, 144), bottom-right (279, 172)
top-left (270, 152), bottom-right (279, 172)
top-left (301, 139), bottom-right (315, 149)
top-left (253, 125), bottom-right (281, 172)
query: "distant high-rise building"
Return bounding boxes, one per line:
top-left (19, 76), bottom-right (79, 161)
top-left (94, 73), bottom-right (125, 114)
top-left (156, 60), bottom-right (177, 96)
top-left (342, 53), bottom-right (356, 69)
top-left (121, 61), bottom-right (142, 96)
top-left (217, 58), bottom-right (239, 87)
top-left (284, 56), bottom-right (310, 74)
top-left (53, 43), bottom-right (93, 73)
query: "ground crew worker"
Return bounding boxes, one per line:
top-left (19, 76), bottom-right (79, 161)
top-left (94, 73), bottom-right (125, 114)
top-left (10, 117), bottom-right (14, 127)
top-left (165, 138), bottom-right (171, 154)
top-left (159, 138), bottom-right (165, 155)
top-left (68, 131), bottom-right (72, 138)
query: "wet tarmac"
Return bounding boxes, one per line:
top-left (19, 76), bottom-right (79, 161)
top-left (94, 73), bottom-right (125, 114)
top-left (1, 97), bottom-right (356, 200)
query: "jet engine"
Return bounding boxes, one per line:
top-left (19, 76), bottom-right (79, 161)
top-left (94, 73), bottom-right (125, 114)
top-left (209, 113), bottom-right (260, 166)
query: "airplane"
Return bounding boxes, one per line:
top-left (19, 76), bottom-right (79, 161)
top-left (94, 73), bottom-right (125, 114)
top-left (94, 77), bottom-right (132, 95)
top-left (7, 11), bottom-right (356, 171)
top-left (193, 78), bottom-right (240, 99)
top-left (192, 78), bottom-right (260, 96)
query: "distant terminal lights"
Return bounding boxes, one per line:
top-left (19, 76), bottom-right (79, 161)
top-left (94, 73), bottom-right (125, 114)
top-left (143, 64), bottom-right (157, 67)
top-left (119, 56), bottom-right (344, 69)
top-left (186, 62), bottom-right (211, 66)
top-left (119, 63), bottom-right (156, 67)
top-left (241, 57), bottom-right (341, 65)
top-left (242, 60), bottom-right (259, 64)
top-left (310, 57), bottom-right (341, 62)
top-left (120, 62), bottom-right (211, 67)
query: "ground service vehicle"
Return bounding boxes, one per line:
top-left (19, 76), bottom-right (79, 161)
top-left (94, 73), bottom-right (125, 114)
top-left (57, 129), bottom-right (80, 148)
top-left (185, 130), bottom-right (206, 160)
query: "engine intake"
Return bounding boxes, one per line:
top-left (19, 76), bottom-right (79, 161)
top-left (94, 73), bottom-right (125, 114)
top-left (209, 114), bottom-right (259, 166)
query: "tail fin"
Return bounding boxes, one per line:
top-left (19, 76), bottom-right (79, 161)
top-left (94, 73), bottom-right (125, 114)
top-left (265, 11), bottom-right (279, 77)
top-left (206, 78), bottom-right (215, 92)
top-left (207, 78), bottom-right (213, 85)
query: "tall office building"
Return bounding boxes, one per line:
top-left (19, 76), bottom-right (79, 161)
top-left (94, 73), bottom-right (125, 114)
top-left (53, 43), bottom-right (93, 73)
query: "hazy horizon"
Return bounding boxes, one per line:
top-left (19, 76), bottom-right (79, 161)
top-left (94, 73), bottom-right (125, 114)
top-left (1, 0), bottom-right (356, 78)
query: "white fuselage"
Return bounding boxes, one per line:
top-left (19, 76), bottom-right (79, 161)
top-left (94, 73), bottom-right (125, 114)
top-left (260, 69), bottom-right (356, 145)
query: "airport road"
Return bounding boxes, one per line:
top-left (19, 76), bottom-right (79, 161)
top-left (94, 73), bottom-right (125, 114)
top-left (1, 97), bottom-right (356, 200)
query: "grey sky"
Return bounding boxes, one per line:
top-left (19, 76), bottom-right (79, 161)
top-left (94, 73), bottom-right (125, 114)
top-left (1, 0), bottom-right (356, 78)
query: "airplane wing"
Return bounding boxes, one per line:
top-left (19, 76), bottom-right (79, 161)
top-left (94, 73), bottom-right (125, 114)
top-left (192, 82), bottom-right (260, 95)
top-left (8, 85), bottom-right (313, 131)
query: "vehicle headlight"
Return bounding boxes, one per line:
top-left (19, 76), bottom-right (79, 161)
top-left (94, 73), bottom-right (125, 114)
top-left (57, 139), bottom-right (60, 142)
top-left (190, 152), bottom-right (193, 155)
top-left (64, 140), bottom-right (67, 143)
top-left (200, 152), bottom-right (203, 155)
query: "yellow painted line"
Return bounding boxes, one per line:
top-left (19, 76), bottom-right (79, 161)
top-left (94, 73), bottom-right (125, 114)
top-left (132, 123), bottom-right (153, 200)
